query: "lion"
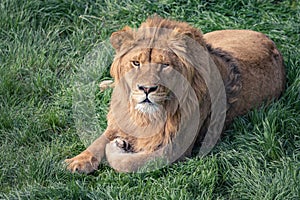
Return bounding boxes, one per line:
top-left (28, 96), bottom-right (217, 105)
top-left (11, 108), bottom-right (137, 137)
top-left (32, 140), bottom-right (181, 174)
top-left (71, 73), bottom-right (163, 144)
top-left (65, 16), bottom-right (285, 173)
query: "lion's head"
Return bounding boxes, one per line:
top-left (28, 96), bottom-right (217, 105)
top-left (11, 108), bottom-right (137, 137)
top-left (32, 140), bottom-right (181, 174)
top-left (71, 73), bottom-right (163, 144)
top-left (106, 16), bottom-right (210, 153)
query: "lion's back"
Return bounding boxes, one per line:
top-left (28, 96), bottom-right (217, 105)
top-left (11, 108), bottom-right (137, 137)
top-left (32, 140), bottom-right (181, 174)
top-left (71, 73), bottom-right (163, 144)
top-left (204, 30), bottom-right (286, 117)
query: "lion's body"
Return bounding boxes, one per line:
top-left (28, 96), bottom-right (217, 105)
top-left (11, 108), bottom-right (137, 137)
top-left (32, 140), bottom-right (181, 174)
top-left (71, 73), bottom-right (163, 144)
top-left (205, 30), bottom-right (285, 121)
top-left (66, 17), bottom-right (285, 173)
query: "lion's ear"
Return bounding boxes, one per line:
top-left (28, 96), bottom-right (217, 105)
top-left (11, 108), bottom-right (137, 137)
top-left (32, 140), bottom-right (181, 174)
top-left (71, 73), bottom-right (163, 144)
top-left (172, 27), bottom-right (194, 39)
top-left (171, 27), bottom-right (206, 48)
top-left (110, 26), bottom-right (134, 52)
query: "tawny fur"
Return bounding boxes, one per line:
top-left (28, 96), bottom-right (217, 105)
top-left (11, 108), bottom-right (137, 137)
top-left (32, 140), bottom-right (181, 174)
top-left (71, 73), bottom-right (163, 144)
top-left (65, 16), bottom-right (285, 173)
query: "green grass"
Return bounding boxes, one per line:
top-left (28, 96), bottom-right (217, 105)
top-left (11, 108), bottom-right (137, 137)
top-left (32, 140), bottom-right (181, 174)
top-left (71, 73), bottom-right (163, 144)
top-left (1, 0), bottom-right (299, 199)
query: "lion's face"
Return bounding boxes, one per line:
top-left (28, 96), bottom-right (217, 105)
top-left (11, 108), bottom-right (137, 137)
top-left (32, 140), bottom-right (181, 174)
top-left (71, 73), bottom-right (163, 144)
top-left (121, 48), bottom-right (182, 115)
top-left (109, 22), bottom-right (202, 133)
top-left (110, 45), bottom-right (196, 141)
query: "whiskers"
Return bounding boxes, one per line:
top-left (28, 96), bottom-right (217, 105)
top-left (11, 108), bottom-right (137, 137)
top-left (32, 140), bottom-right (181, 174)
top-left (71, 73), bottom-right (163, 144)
top-left (149, 92), bottom-right (170, 103)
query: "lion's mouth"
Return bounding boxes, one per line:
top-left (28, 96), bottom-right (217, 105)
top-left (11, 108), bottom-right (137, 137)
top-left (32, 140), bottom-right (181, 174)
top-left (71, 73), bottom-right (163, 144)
top-left (140, 97), bottom-right (152, 104)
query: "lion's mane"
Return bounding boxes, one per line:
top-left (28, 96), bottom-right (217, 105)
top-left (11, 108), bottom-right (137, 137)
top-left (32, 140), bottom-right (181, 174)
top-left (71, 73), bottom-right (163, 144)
top-left (104, 16), bottom-right (246, 156)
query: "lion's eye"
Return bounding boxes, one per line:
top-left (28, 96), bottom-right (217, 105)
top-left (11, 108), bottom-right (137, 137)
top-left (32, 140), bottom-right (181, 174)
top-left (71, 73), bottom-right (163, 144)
top-left (131, 61), bottom-right (140, 68)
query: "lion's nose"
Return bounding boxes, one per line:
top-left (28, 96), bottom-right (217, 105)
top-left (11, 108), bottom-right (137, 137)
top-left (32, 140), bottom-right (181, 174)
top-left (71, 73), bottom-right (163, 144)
top-left (137, 85), bottom-right (158, 94)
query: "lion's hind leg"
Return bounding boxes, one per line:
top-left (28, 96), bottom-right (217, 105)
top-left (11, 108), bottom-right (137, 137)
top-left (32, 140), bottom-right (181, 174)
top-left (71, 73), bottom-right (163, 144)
top-left (99, 80), bottom-right (114, 92)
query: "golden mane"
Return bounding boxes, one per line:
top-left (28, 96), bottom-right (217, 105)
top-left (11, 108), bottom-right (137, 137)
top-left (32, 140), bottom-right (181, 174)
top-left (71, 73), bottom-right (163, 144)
top-left (106, 16), bottom-right (210, 153)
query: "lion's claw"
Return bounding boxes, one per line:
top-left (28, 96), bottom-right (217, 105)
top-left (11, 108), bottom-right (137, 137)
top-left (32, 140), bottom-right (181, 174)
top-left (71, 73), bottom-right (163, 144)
top-left (114, 138), bottom-right (132, 152)
top-left (65, 150), bottom-right (99, 174)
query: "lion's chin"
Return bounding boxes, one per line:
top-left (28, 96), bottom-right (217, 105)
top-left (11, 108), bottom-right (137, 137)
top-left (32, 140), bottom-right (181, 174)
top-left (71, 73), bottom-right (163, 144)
top-left (135, 103), bottom-right (160, 114)
top-left (130, 98), bottom-right (167, 126)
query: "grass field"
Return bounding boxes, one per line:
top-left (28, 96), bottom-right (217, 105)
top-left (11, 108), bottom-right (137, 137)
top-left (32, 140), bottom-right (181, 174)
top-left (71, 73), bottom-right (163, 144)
top-left (1, 0), bottom-right (299, 199)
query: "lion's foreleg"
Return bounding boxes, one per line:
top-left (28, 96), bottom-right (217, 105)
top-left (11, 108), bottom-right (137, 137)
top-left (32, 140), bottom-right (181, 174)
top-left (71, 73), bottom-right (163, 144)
top-left (86, 133), bottom-right (110, 161)
top-left (105, 139), bottom-right (169, 172)
top-left (65, 133), bottom-right (110, 173)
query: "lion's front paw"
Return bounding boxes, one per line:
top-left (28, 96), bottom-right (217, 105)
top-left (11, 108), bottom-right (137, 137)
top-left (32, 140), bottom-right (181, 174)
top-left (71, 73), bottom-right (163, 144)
top-left (114, 138), bottom-right (133, 152)
top-left (65, 150), bottom-right (99, 174)
top-left (106, 138), bottom-right (131, 155)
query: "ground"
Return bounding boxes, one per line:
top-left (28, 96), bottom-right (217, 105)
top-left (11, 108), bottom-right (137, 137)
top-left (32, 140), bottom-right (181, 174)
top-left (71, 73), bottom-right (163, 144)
top-left (0, 0), bottom-right (299, 199)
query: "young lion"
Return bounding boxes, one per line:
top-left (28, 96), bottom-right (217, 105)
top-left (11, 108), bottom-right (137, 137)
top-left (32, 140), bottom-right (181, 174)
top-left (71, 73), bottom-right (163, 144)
top-left (65, 16), bottom-right (285, 173)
